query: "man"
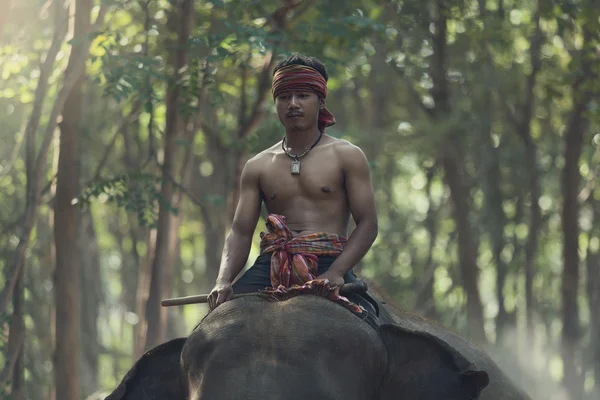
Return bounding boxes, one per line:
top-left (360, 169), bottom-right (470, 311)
top-left (207, 53), bottom-right (379, 325)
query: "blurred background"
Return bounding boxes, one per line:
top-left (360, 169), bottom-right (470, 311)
top-left (0, 0), bottom-right (599, 399)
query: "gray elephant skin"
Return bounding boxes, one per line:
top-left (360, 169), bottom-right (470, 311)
top-left (105, 291), bottom-right (531, 400)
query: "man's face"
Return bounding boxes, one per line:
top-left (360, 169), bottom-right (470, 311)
top-left (275, 91), bottom-right (323, 132)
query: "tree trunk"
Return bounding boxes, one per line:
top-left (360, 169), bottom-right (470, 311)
top-left (0, 0), bottom-right (106, 318)
top-left (560, 121), bottom-right (583, 400)
top-left (53, 0), bottom-right (92, 398)
top-left (523, 143), bottom-right (540, 346)
top-left (0, 0), bottom-right (68, 317)
top-left (144, 0), bottom-right (194, 351)
top-left (6, 274), bottom-right (25, 400)
top-left (430, 0), bottom-right (486, 344)
top-left (475, 13), bottom-right (508, 343)
top-left (442, 152), bottom-right (487, 344)
top-left (478, 0), bottom-right (522, 347)
top-left (483, 142), bottom-right (510, 345)
top-left (586, 199), bottom-right (600, 395)
top-left (196, 145), bottom-right (236, 290)
top-left (560, 112), bottom-right (584, 400)
top-left (415, 167), bottom-right (438, 319)
top-left (560, 38), bottom-right (593, 400)
top-left (133, 228), bottom-right (156, 360)
top-left (78, 209), bottom-right (101, 396)
top-left (121, 108), bottom-right (145, 352)
top-left (518, 7), bottom-right (543, 348)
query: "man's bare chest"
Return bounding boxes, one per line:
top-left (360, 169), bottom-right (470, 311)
top-left (259, 153), bottom-right (345, 202)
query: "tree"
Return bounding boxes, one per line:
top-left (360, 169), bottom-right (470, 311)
top-left (53, 0), bottom-right (95, 398)
top-left (143, 0), bottom-right (195, 351)
top-left (560, 20), bottom-right (597, 400)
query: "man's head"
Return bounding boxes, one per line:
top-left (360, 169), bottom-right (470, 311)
top-left (272, 53), bottom-right (335, 134)
top-left (273, 53), bottom-right (329, 82)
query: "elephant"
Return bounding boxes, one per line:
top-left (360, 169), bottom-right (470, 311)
top-left (105, 287), bottom-right (530, 400)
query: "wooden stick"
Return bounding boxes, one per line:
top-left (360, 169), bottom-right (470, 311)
top-left (160, 281), bottom-right (368, 307)
top-left (161, 294), bottom-right (208, 307)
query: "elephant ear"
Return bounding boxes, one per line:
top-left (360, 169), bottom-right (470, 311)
top-left (379, 324), bottom-right (490, 400)
top-left (104, 338), bottom-right (188, 400)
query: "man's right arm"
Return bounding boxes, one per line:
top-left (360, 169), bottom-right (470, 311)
top-left (208, 157), bottom-right (262, 309)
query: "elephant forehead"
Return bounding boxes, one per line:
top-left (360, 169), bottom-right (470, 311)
top-left (188, 295), bottom-right (385, 364)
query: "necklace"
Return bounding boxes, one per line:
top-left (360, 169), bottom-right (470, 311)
top-left (281, 131), bottom-right (323, 175)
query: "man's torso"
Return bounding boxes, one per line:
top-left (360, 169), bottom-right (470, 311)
top-left (256, 136), bottom-right (350, 237)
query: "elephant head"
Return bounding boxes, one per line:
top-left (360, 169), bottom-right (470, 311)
top-left (106, 292), bottom-right (489, 400)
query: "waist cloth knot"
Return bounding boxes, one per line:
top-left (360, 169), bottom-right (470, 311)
top-left (259, 214), bottom-right (365, 315)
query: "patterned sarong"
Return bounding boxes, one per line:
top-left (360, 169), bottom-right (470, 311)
top-left (260, 214), bottom-right (346, 287)
top-left (259, 214), bottom-right (365, 315)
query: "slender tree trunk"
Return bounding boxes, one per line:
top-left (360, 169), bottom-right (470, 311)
top-left (47, 132), bottom-right (60, 400)
top-left (431, 0), bottom-right (486, 344)
top-left (78, 209), bottom-right (101, 396)
top-left (0, 0), bottom-right (68, 317)
top-left (78, 83), bottom-right (102, 398)
top-left (586, 200), bottom-right (600, 395)
top-left (478, 0), bottom-right (515, 346)
top-left (415, 167), bottom-right (438, 319)
top-left (523, 143), bottom-right (540, 345)
top-left (442, 152), bottom-right (487, 344)
top-left (517, 7), bottom-right (543, 348)
top-left (122, 126), bottom-right (142, 313)
top-left (121, 110), bottom-right (145, 351)
top-left (197, 145), bottom-right (235, 289)
top-left (560, 115), bottom-right (584, 400)
top-left (144, 0), bottom-right (194, 351)
top-left (475, 9), bottom-right (509, 342)
top-left (560, 120), bottom-right (583, 400)
top-left (560, 27), bottom-right (594, 399)
top-left (484, 142), bottom-right (510, 345)
top-left (7, 274), bottom-right (25, 400)
top-left (19, 213), bottom-right (55, 399)
top-left (133, 228), bottom-right (156, 360)
top-left (0, 0), bottom-right (106, 318)
top-left (53, 0), bottom-right (92, 398)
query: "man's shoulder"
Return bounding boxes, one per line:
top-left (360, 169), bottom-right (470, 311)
top-left (253, 141), bottom-right (282, 159)
top-left (325, 137), bottom-right (370, 175)
top-left (243, 142), bottom-right (281, 171)
top-left (328, 137), bottom-right (367, 159)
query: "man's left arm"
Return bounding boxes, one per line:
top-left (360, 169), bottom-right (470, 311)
top-left (325, 143), bottom-right (378, 283)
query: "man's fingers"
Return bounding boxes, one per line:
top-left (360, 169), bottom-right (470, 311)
top-left (215, 291), bottom-right (226, 307)
top-left (215, 289), bottom-right (232, 308)
top-left (208, 292), bottom-right (216, 311)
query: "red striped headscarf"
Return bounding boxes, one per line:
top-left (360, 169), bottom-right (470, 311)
top-left (272, 64), bottom-right (336, 132)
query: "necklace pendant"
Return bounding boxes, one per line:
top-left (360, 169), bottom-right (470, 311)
top-left (291, 158), bottom-right (301, 175)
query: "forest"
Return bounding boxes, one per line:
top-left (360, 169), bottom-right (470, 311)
top-left (0, 0), bottom-right (599, 399)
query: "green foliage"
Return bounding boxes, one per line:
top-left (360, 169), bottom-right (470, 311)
top-left (77, 172), bottom-right (178, 228)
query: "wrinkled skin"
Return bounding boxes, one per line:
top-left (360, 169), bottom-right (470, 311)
top-left (374, 299), bottom-right (533, 400)
top-left (105, 338), bottom-right (188, 400)
top-left (105, 292), bottom-right (527, 400)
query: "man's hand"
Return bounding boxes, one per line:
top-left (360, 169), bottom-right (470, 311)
top-left (207, 280), bottom-right (234, 311)
top-left (316, 270), bottom-right (345, 289)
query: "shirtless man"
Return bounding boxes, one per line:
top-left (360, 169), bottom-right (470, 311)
top-left (207, 53), bottom-right (379, 323)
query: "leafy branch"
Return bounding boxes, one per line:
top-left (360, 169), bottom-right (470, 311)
top-left (77, 172), bottom-right (178, 228)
